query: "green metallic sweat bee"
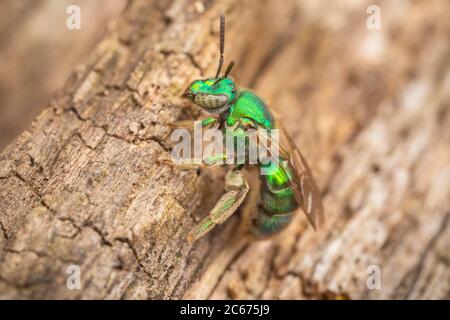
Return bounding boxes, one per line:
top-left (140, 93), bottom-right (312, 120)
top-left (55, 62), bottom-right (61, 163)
top-left (180, 16), bottom-right (324, 242)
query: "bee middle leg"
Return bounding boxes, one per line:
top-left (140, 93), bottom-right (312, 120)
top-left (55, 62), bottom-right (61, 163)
top-left (187, 169), bottom-right (249, 243)
top-left (203, 153), bottom-right (228, 167)
top-left (157, 150), bottom-right (229, 171)
top-left (168, 117), bottom-right (218, 131)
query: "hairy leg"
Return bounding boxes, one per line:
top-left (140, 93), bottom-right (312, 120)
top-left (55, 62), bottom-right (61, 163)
top-left (168, 117), bottom-right (218, 131)
top-left (187, 169), bottom-right (249, 242)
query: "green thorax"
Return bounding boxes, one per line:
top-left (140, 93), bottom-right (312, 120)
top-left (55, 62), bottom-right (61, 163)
top-left (223, 90), bottom-right (298, 214)
top-left (226, 90), bottom-right (274, 129)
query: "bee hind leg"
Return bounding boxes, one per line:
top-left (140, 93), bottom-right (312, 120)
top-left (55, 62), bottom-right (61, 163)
top-left (187, 169), bottom-right (249, 243)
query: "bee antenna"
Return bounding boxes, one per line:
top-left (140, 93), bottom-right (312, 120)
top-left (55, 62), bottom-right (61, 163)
top-left (224, 60), bottom-right (235, 78)
top-left (215, 15), bottom-right (225, 79)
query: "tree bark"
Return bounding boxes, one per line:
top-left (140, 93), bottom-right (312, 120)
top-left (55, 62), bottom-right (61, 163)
top-left (0, 0), bottom-right (449, 299)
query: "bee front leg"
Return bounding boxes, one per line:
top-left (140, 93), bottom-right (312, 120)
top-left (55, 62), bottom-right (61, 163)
top-left (158, 153), bottom-right (228, 171)
top-left (168, 117), bottom-right (218, 131)
top-left (203, 153), bottom-right (228, 167)
top-left (187, 169), bottom-right (249, 243)
top-left (156, 153), bottom-right (202, 170)
top-left (159, 117), bottom-right (220, 170)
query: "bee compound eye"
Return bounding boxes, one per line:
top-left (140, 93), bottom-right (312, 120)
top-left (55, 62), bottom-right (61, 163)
top-left (194, 93), bottom-right (228, 109)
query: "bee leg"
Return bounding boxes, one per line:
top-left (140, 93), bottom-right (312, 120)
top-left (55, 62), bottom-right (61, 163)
top-left (168, 117), bottom-right (218, 131)
top-left (187, 169), bottom-right (249, 243)
top-left (168, 120), bottom-right (197, 132)
top-left (157, 153), bottom-right (228, 171)
top-left (160, 118), bottom-right (219, 170)
top-left (156, 153), bottom-right (202, 170)
top-left (203, 153), bottom-right (228, 167)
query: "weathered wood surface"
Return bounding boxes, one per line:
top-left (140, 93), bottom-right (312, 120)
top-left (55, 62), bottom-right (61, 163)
top-left (0, 0), bottom-right (449, 299)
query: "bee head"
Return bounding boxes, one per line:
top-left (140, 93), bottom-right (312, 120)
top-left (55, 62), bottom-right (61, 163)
top-left (182, 15), bottom-right (236, 114)
top-left (183, 77), bottom-right (236, 112)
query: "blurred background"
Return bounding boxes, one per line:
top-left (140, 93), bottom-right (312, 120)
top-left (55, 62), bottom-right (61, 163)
top-left (0, 0), bottom-right (126, 149)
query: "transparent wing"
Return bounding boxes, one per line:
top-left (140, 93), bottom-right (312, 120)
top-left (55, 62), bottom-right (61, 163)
top-left (254, 126), bottom-right (324, 229)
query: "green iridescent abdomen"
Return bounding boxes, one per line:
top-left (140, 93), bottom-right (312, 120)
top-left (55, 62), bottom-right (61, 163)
top-left (226, 90), bottom-right (299, 237)
top-left (260, 161), bottom-right (298, 213)
top-left (256, 156), bottom-right (298, 236)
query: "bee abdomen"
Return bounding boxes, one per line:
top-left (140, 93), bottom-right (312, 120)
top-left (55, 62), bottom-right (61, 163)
top-left (251, 159), bottom-right (299, 238)
top-left (260, 183), bottom-right (297, 214)
top-left (251, 206), bottom-right (294, 238)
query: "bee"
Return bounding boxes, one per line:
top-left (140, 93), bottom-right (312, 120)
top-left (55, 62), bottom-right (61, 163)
top-left (178, 15), bottom-right (324, 242)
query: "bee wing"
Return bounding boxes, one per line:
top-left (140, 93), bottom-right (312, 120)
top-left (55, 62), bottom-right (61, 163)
top-left (254, 126), bottom-right (324, 229)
